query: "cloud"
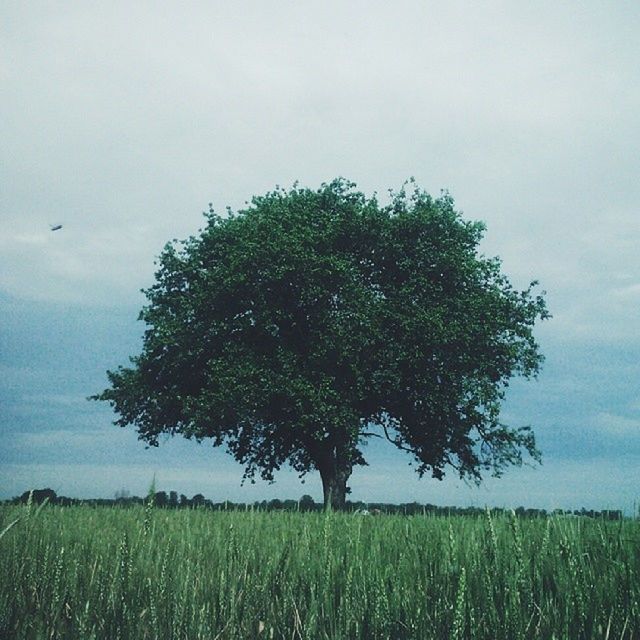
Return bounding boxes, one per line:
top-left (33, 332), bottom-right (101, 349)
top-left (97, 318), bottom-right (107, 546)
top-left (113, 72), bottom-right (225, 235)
top-left (8, 429), bottom-right (114, 451)
top-left (612, 283), bottom-right (640, 298)
top-left (0, 462), bottom-right (260, 502)
top-left (592, 412), bottom-right (640, 438)
top-left (0, 2), bottom-right (638, 325)
top-left (1, 2), bottom-right (639, 509)
top-left (0, 225), bottom-right (159, 305)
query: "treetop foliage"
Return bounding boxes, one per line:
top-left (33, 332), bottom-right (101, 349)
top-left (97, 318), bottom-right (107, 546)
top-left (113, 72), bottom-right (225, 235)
top-left (94, 178), bottom-right (549, 495)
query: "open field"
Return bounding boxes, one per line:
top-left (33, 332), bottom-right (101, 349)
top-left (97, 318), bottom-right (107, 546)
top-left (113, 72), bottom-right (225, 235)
top-left (0, 504), bottom-right (638, 639)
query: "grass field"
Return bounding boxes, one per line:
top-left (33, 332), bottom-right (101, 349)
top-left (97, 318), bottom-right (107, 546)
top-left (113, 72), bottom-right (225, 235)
top-left (0, 502), bottom-right (638, 639)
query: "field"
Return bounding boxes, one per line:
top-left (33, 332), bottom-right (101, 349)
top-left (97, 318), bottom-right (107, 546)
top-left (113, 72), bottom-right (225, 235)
top-left (0, 503), bottom-right (638, 639)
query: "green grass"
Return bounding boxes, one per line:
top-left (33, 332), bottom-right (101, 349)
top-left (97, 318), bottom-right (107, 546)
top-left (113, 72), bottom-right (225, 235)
top-left (0, 503), bottom-right (638, 639)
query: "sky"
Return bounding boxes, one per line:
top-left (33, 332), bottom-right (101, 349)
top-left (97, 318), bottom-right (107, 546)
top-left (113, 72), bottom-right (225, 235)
top-left (1, 1), bottom-right (639, 512)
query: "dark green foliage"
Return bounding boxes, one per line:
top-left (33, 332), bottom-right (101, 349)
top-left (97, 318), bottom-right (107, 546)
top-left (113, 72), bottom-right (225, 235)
top-left (17, 489), bottom-right (57, 505)
top-left (93, 179), bottom-right (549, 508)
top-left (299, 494), bottom-right (316, 511)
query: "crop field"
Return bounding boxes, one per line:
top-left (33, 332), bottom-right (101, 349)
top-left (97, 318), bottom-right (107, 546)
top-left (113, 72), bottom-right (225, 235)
top-left (0, 503), bottom-right (638, 639)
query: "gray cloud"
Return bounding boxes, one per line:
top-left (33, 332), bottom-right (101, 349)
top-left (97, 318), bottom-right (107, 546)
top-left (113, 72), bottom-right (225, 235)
top-left (2, 2), bottom-right (639, 319)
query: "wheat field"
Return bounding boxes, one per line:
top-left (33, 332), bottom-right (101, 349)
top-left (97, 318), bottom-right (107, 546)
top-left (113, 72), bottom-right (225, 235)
top-left (0, 502), bottom-right (638, 639)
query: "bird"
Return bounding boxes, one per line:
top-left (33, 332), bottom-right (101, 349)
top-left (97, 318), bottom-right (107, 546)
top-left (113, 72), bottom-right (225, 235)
top-left (50, 224), bottom-right (63, 231)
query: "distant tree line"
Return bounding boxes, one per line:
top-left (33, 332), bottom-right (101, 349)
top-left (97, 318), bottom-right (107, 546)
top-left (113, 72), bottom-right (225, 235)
top-left (5, 488), bottom-right (625, 520)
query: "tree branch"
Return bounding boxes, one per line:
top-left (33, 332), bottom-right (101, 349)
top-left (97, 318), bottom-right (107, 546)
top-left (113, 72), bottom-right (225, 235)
top-left (381, 423), bottom-right (416, 454)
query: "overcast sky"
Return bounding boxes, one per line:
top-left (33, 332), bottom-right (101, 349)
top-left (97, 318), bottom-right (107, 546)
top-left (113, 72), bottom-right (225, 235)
top-left (1, 2), bottom-right (639, 511)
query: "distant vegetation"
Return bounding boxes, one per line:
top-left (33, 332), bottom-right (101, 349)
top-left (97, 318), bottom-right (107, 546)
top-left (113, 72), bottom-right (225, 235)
top-left (0, 502), bottom-right (637, 639)
top-left (7, 487), bottom-right (624, 520)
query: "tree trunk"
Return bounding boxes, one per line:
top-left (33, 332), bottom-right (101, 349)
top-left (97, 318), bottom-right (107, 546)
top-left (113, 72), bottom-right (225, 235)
top-left (317, 442), bottom-right (352, 511)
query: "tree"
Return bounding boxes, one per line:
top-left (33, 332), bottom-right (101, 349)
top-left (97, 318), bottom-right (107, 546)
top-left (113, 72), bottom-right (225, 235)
top-left (299, 494), bottom-right (316, 511)
top-left (19, 488), bottom-right (57, 505)
top-left (191, 493), bottom-right (206, 507)
top-left (92, 179), bottom-right (549, 510)
top-left (154, 491), bottom-right (168, 507)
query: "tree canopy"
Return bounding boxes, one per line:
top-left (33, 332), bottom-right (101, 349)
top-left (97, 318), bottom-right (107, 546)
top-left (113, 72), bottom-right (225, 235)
top-left (93, 179), bottom-right (549, 509)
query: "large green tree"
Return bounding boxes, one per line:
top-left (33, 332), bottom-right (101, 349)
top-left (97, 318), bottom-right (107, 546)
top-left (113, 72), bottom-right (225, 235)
top-left (93, 179), bottom-right (549, 509)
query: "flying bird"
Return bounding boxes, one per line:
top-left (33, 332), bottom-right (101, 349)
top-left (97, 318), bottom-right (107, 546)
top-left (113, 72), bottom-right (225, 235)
top-left (50, 224), bottom-right (63, 231)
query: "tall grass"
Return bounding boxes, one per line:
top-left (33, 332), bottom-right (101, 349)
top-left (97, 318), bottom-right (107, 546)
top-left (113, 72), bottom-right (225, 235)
top-left (0, 503), bottom-right (637, 639)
